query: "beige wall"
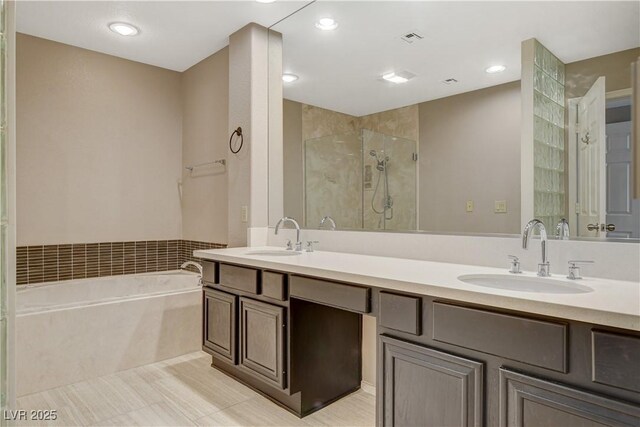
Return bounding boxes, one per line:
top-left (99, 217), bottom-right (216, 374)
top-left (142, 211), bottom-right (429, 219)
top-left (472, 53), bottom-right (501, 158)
top-left (17, 34), bottom-right (183, 245)
top-left (419, 81), bottom-right (522, 234)
top-left (181, 48), bottom-right (229, 243)
top-left (566, 48), bottom-right (640, 99)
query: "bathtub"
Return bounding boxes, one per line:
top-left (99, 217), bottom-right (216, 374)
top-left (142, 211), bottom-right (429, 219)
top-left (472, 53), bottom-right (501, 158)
top-left (16, 271), bottom-right (202, 396)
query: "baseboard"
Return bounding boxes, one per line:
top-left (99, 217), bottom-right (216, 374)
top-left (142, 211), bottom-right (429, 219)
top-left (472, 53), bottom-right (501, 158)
top-left (360, 380), bottom-right (376, 396)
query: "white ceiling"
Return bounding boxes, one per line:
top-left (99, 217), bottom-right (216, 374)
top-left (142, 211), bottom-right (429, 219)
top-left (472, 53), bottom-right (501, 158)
top-left (17, 0), bottom-right (308, 72)
top-left (275, 1), bottom-right (640, 116)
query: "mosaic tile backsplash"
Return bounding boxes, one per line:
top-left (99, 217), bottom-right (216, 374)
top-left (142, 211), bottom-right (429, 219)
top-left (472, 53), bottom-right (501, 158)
top-left (16, 240), bottom-right (226, 285)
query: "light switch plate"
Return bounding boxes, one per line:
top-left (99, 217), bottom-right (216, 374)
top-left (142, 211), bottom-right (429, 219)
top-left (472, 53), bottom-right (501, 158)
top-left (466, 200), bottom-right (474, 212)
top-left (494, 200), bottom-right (507, 213)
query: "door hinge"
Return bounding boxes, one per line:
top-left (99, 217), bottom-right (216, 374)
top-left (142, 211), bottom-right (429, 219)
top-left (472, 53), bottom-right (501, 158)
top-left (412, 153), bottom-right (418, 161)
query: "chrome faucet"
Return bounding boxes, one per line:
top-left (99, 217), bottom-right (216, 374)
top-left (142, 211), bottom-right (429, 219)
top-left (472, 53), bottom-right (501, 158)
top-left (556, 218), bottom-right (569, 240)
top-left (522, 219), bottom-right (551, 277)
top-left (181, 261), bottom-right (203, 276)
top-left (319, 216), bottom-right (337, 230)
top-left (275, 216), bottom-right (302, 251)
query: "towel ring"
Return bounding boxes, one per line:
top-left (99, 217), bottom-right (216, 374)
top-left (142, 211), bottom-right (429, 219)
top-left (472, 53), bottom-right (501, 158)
top-left (229, 127), bottom-right (243, 154)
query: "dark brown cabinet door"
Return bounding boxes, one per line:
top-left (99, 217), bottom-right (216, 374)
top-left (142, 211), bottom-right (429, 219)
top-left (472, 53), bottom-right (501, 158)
top-left (203, 288), bottom-right (237, 364)
top-left (380, 335), bottom-right (483, 427)
top-left (500, 369), bottom-right (640, 427)
top-left (239, 297), bottom-right (286, 389)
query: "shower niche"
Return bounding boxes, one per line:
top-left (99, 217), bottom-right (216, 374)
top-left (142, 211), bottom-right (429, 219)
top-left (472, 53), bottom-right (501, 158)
top-left (303, 128), bottom-right (417, 231)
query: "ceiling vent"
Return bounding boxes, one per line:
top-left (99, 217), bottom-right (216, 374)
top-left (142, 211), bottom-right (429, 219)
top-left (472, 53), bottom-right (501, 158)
top-left (442, 78), bottom-right (459, 84)
top-left (401, 31), bottom-right (424, 44)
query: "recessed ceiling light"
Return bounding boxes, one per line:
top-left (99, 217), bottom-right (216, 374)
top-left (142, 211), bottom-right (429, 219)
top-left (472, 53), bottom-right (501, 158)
top-left (109, 22), bottom-right (139, 36)
top-left (485, 65), bottom-right (506, 74)
top-left (282, 73), bottom-right (299, 83)
top-left (315, 18), bottom-right (338, 31)
top-left (382, 71), bottom-right (415, 84)
top-left (256, 0), bottom-right (276, 3)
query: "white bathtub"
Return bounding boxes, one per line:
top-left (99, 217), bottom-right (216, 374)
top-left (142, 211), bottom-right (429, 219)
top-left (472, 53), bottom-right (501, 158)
top-left (16, 271), bottom-right (202, 396)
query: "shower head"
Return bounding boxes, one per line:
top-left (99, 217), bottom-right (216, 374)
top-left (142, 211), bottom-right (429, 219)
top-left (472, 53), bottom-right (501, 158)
top-left (369, 150), bottom-right (377, 157)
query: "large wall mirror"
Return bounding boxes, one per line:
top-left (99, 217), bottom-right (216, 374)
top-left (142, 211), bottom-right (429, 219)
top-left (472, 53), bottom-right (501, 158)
top-left (268, 1), bottom-right (640, 241)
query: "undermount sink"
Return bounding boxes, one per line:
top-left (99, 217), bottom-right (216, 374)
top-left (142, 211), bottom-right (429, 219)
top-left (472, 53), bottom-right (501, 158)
top-left (458, 274), bottom-right (593, 294)
top-left (245, 249), bottom-right (301, 256)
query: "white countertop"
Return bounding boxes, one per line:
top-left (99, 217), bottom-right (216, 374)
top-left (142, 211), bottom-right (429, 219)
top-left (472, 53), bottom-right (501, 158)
top-left (194, 246), bottom-right (640, 331)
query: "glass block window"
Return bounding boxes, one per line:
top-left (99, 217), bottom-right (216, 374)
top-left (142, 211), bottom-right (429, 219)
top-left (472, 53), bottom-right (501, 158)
top-left (533, 40), bottom-right (566, 229)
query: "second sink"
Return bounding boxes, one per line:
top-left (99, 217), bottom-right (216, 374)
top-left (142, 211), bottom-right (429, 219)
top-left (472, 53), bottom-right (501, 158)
top-left (458, 274), bottom-right (593, 294)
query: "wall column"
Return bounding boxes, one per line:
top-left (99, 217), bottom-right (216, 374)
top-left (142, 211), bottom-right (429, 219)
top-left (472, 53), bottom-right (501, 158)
top-left (228, 23), bottom-right (274, 247)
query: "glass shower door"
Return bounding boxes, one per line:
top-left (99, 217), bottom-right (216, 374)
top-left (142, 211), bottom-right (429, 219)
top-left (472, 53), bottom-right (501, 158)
top-left (362, 129), bottom-right (417, 231)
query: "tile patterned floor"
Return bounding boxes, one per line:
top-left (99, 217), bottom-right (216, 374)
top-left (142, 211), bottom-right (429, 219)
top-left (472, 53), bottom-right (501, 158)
top-left (16, 352), bottom-right (375, 426)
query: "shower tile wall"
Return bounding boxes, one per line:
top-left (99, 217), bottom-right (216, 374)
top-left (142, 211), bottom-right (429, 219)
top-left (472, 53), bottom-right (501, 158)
top-left (533, 40), bottom-right (566, 228)
top-left (301, 104), bottom-right (358, 140)
top-left (16, 240), bottom-right (226, 285)
top-left (305, 134), bottom-right (363, 229)
top-left (359, 105), bottom-right (418, 142)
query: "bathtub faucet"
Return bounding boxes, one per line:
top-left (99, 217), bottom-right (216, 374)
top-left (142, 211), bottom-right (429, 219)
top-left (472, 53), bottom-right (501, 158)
top-left (181, 261), bottom-right (203, 276)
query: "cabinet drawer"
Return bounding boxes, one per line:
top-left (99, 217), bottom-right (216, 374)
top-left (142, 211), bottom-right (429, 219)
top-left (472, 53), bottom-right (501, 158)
top-left (201, 260), bottom-right (218, 284)
top-left (239, 297), bottom-right (286, 389)
top-left (262, 272), bottom-right (287, 301)
top-left (433, 302), bottom-right (568, 372)
top-left (219, 264), bottom-right (260, 294)
top-left (290, 275), bottom-right (370, 313)
top-left (203, 288), bottom-right (237, 364)
top-left (592, 330), bottom-right (640, 393)
top-left (379, 292), bottom-right (421, 335)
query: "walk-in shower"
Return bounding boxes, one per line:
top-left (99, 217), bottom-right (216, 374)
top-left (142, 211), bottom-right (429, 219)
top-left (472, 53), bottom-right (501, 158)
top-left (304, 129), bottom-right (417, 231)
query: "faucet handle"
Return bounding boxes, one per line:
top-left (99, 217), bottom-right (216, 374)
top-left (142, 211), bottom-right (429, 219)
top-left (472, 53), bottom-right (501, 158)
top-left (285, 239), bottom-right (293, 250)
top-left (508, 255), bottom-right (522, 274)
top-left (306, 241), bottom-right (319, 252)
top-left (567, 260), bottom-right (594, 280)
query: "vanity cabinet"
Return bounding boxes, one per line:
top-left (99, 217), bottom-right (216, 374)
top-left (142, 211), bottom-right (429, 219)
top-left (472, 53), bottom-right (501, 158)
top-left (202, 263), bottom-right (363, 418)
top-left (377, 294), bottom-right (640, 427)
top-left (239, 297), bottom-right (286, 389)
top-left (500, 369), bottom-right (640, 427)
top-left (202, 288), bottom-right (237, 363)
top-left (380, 335), bottom-right (483, 427)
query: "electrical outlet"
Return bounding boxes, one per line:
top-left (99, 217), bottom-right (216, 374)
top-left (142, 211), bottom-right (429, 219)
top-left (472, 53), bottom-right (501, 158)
top-left (241, 206), bottom-right (248, 223)
top-left (466, 200), bottom-right (474, 212)
top-left (494, 200), bottom-right (507, 213)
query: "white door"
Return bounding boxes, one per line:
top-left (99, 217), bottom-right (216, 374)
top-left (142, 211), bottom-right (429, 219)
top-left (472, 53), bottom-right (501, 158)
top-left (576, 77), bottom-right (606, 237)
top-left (606, 120), bottom-right (639, 238)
